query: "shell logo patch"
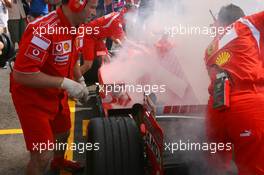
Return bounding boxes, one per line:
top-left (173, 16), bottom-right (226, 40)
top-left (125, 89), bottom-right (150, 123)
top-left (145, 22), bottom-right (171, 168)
top-left (215, 51), bottom-right (231, 66)
top-left (64, 43), bottom-right (70, 51)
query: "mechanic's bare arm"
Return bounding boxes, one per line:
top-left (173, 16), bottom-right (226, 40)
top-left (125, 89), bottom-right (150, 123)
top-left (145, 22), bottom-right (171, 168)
top-left (73, 61), bottom-right (83, 81)
top-left (13, 71), bottom-right (63, 88)
top-left (102, 55), bottom-right (111, 63)
top-left (14, 62), bottom-right (85, 88)
top-left (80, 60), bottom-right (93, 75)
top-left (13, 70), bottom-right (87, 99)
top-left (111, 35), bottom-right (128, 47)
top-left (112, 37), bottom-right (122, 46)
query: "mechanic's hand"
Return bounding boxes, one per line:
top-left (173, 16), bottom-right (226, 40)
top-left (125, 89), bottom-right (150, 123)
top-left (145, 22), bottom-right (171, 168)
top-left (112, 38), bottom-right (122, 47)
top-left (78, 76), bottom-right (86, 87)
top-left (78, 77), bottom-right (91, 103)
top-left (61, 78), bottom-right (85, 99)
top-left (79, 87), bottom-right (90, 104)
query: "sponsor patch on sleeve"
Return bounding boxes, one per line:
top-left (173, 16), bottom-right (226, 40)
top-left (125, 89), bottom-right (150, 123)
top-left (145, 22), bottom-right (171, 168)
top-left (215, 51), bottom-right (231, 66)
top-left (25, 44), bottom-right (47, 62)
top-left (31, 35), bottom-right (51, 50)
top-left (75, 36), bottom-right (83, 50)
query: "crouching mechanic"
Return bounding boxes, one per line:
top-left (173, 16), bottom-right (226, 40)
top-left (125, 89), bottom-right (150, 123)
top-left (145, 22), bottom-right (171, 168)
top-left (10, 0), bottom-right (97, 174)
top-left (205, 4), bottom-right (264, 175)
top-left (78, 11), bottom-right (125, 84)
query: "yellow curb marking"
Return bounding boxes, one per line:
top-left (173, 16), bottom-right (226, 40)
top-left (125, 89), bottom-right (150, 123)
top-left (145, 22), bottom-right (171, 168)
top-left (0, 129), bottom-right (23, 135)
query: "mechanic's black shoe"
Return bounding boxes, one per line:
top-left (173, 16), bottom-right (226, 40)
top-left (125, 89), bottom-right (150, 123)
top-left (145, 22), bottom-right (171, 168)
top-left (50, 157), bottom-right (84, 173)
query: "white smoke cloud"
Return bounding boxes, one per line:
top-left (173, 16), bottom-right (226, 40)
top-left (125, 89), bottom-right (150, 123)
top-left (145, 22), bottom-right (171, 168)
top-left (99, 1), bottom-right (262, 173)
top-left (101, 0), bottom-right (264, 105)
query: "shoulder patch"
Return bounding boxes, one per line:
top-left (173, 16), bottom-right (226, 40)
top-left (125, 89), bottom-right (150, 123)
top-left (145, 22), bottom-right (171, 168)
top-left (215, 51), bottom-right (231, 66)
top-left (31, 35), bottom-right (51, 50)
top-left (25, 44), bottom-right (48, 62)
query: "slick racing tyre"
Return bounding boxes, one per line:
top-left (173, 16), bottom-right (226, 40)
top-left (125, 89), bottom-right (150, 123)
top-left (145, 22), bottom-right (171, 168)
top-left (86, 117), bottom-right (144, 175)
top-left (0, 33), bottom-right (15, 67)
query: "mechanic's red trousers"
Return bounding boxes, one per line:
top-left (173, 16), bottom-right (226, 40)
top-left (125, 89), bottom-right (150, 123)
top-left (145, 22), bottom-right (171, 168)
top-left (11, 92), bottom-right (71, 152)
top-left (206, 93), bottom-right (264, 175)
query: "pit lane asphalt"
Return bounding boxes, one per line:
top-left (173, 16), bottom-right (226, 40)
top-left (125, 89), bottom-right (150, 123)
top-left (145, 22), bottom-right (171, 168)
top-left (0, 68), bottom-right (28, 175)
top-left (0, 68), bottom-right (98, 175)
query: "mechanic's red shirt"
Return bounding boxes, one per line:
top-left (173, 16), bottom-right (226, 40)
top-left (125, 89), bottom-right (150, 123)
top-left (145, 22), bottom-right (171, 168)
top-left (11, 8), bottom-right (79, 118)
top-left (85, 39), bottom-right (107, 61)
top-left (77, 35), bottom-right (107, 61)
top-left (79, 12), bottom-right (124, 61)
top-left (88, 12), bottom-right (125, 40)
top-left (204, 12), bottom-right (264, 96)
top-left (247, 11), bottom-right (264, 59)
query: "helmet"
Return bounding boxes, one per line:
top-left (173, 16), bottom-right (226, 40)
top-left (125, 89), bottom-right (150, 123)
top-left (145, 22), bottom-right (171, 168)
top-left (68, 0), bottom-right (88, 12)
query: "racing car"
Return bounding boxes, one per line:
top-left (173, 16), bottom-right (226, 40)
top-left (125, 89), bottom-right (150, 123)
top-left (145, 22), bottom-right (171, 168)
top-left (85, 36), bottom-right (209, 175)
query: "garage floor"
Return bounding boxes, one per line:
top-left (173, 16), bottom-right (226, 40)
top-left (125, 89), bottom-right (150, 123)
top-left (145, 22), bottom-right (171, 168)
top-left (0, 68), bottom-right (28, 175)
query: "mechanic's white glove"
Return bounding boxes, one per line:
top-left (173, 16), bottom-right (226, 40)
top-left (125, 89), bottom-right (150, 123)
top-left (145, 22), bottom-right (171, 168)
top-left (78, 76), bottom-right (86, 87)
top-left (80, 87), bottom-right (90, 103)
top-left (61, 78), bottom-right (85, 99)
top-left (77, 76), bottom-right (91, 103)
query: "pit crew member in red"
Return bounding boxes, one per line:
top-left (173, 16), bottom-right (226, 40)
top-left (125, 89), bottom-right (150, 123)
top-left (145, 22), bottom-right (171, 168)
top-left (79, 11), bottom-right (125, 75)
top-left (205, 4), bottom-right (264, 175)
top-left (10, 0), bottom-right (98, 174)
